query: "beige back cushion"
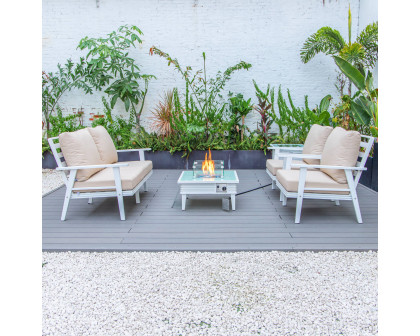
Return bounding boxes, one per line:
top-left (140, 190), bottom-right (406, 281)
top-left (302, 124), bottom-right (333, 164)
top-left (320, 127), bottom-right (361, 184)
top-left (88, 126), bottom-right (118, 164)
top-left (59, 128), bottom-right (103, 181)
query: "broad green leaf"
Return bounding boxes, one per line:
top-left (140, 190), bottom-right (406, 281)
top-left (110, 95), bottom-right (118, 109)
top-left (319, 94), bottom-right (331, 112)
top-left (333, 56), bottom-right (365, 91)
top-left (124, 98), bottom-right (130, 111)
top-left (351, 100), bottom-right (371, 125)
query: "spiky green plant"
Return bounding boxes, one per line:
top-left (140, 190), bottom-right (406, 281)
top-left (300, 6), bottom-right (378, 95)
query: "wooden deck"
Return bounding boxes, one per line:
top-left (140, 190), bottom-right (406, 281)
top-left (43, 170), bottom-right (378, 251)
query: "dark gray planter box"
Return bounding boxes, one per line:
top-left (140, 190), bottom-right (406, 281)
top-left (358, 142), bottom-right (378, 192)
top-left (42, 150), bottom-right (271, 170)
top-left (42, 152), bottom-right (58, 169)
top-left (121, 150), bottom-right (270, 170)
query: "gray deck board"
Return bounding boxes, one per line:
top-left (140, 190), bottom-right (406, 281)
top-left (43, 169), bottom-right (378, 251)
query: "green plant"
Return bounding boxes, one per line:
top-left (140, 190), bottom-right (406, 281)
top-left (333, 56), bottom-right (378, 137)
top-left (42, 59), bottom-right (93, 135)
top-left (78, 25), bottom-right (156, 127)
top-left (300, 6), bottom-right (378, 95)
top-left (91, 97), bottom-right (137, 149)
top-left (253, 83), bottom-right (274, 148)
top-left (48, 106), bottom-right (85, 138)
top-left (42, 136), bottom-right (50, 157)
top-left (150, 47), bottom-right (252, 139)
top-left (276, 88), bottom-right (332, 143)
top-left (228, 93), bottom-right (253, 141)
top-left (252, 80), bottom-right (332, 144)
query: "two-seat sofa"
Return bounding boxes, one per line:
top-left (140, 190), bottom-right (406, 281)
top-left (48, 126), bottom-right (153, 220)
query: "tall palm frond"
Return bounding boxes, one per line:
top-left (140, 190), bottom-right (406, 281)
top-left (339, 43), bottom-right (366, 69)
top-left (300, 27), bottom-right (345, 63)
top-left (356, 22), bottom-right (378, 68)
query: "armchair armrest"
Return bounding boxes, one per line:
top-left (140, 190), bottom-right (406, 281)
top-left (277, 153), bottom-right (321, 159)
top-left (56, 162), bottom-right (129, 171)
top-left (116, 148), bottom-right (151, 152)
top-left (291, 164), bottom-right (366, 171)
top-left (116, 148), bottom-right (151, 161)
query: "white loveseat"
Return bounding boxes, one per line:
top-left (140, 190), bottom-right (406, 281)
top-left (48, 126), bottom-right (153, 220)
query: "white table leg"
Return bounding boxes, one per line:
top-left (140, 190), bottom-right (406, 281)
top-left (231, 194), bottom-right (236, 211)
top-left (182, 194), bottom-right (186, 211)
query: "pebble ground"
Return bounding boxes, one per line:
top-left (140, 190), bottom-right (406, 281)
top-left (42, 251), bottom-right (378, 336)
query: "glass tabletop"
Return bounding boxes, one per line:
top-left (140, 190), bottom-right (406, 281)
top-left (178, 170), bottom-right (239, 183)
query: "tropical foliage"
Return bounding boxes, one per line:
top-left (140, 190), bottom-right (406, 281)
top-left (43, 16), bottom-right (379, 159)
top-left (300, 6), bottom-right (378, 95)
top-left (78, 25), bottom-right (155, 127)
top-left (333, 56), bottom-right (378, 137)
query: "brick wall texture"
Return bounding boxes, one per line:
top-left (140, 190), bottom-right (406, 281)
top-left (42, 0), bottom-right (362, 131)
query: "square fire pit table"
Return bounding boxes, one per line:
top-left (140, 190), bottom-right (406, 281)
top-left (177, 170), bottom-right (239, 211)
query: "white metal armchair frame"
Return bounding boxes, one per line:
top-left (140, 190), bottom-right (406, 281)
top-left (48, 137), bottom-right (153, 221)
top-left (275, 135), bottom-right (375, 223)
top-left (266, 144), bottom-right (304, 189)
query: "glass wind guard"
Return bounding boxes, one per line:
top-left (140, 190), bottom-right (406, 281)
top-left (192, 160), bottom-right (224, 178)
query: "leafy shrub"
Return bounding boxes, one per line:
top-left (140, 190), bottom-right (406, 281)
top-left (91, 97), bottom-right (137, 149)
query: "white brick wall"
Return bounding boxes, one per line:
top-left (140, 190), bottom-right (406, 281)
top-left (43, 0), bottom-right (365, 131)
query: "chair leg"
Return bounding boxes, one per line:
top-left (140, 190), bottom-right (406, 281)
top-left (113, 167), bottom-right (125, 221)
top-left (61, 170), bottom-right (76, 221)
top-left (352, 196), bottom-right (362, 223)
top-left (88, 197), bottom-right (93, 204)
top-left (345, 170), bottom-right (362, 224)
top-left (272, 179), bottom-right (276, 189)
top-left (282, 196), bottom-right (287, 206)
top-left (116, 193), bottom-right (125, 220)
top-left (295, 168), bottom-right (307, 224)
top-left (280, 191), bottom-right (283, 202)
top-left (135, 190), bottom-right (140, 204)
top-left (335, 200), bottom-right (340, 206)
top-left (143, 182), bottom-right (148, 192)
top-left (295, 195), bottom-right (303, 223)
top-left (61, 191), bottom-right (71, 221)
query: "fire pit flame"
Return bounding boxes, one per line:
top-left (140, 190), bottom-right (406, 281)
top-left (202, 149), bottom-right (215, 177)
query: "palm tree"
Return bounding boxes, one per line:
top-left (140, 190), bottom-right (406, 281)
top-left (300, 6), bottom-right (378, 96)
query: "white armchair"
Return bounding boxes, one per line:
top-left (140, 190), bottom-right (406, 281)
top-left (266, 124), bottom-right (333, 189)
top-left (274, 128), bottom-right (375, 224)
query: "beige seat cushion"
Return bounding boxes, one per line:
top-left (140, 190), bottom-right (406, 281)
top-left (276, 169), bottom-right (349, 195)
top-left (266, 159), bottom-right (316, 175)
top-left (320, 127), bottom-right (361, 184)
top-left (302, 124), bottom-right (333, 165)
top-left (59, 128), bottom-right (103, 182)
top-left (73, 161), bottom-right (153, 192)
top-left (88, 126), bottom-right (118, 164)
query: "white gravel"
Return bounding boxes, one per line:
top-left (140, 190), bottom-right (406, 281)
top-left (43, 169), bottom-right (64, 196)
top-left (42, 251), bottom-right (377, 336)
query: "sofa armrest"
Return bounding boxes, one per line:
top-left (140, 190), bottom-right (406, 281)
top-left (117, 148), bottom-right (151, 161)
top-left (56, 162), bottom-right (129, 171)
